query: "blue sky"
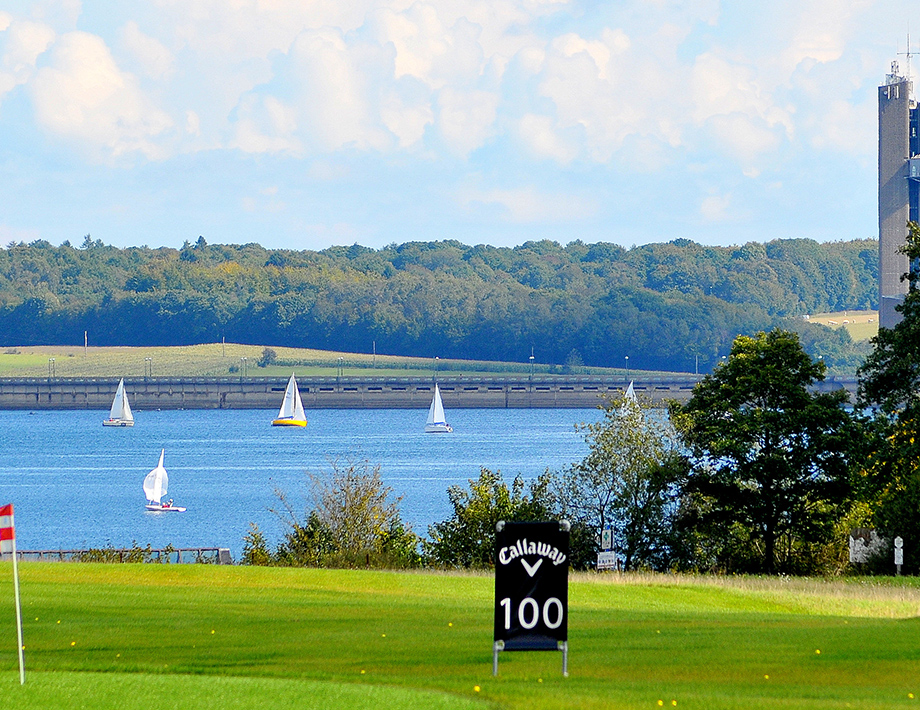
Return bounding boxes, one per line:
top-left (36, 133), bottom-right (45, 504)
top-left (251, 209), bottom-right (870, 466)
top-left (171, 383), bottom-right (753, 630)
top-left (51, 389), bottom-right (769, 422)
top-left (0, 0), bottom-right (916, 251)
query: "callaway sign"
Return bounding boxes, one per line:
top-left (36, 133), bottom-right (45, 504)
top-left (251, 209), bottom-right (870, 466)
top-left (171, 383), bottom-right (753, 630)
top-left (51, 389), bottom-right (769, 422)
top-left (493, 521), bottom-right (569, 653)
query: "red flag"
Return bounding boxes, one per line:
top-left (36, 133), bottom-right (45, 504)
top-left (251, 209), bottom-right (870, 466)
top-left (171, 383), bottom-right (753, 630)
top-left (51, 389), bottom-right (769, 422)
top-left (0, 504), bottom-right (14, 555)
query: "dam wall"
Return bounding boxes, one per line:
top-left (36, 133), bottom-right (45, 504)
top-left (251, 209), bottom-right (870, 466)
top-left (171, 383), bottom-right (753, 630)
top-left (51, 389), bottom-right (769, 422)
top-left (0, 374), bottom-right (857, 410)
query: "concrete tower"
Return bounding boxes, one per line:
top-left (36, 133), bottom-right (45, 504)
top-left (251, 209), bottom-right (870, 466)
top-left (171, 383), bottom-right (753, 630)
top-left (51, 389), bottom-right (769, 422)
top-left (878, 60), bottom-right (916, 328)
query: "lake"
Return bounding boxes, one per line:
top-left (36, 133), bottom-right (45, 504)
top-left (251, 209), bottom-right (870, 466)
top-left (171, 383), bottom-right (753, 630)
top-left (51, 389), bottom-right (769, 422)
top-left (0, 408), bottom-right (600, 559)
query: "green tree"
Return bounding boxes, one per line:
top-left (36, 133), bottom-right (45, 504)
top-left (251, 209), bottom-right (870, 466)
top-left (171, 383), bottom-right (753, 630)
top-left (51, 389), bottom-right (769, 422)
top-left (424, 468), bottom-right (555, 568)
top-left (267, 459), bottom-right (420, 569)
top-left (670, 329), bottom-right (855, 574)
top-left (555, 392), bottom-right (687, 571)
top-left (258, 347), bottom-right (278, 367)
top-left (241, 522), bottom-right (274, 566)
top-left (857, 221), bottom-right (920, 573)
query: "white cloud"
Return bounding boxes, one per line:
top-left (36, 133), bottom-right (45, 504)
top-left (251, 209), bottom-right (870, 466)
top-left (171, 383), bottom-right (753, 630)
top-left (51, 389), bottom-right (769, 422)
top-left (29, 31), bottom-right (173, 160)
top-left (0, 18), bottom-right (55, 102)
top-left (231, 93), bottom-right (299, 154)
top-left (460, 185), bottom-right (597, 223)
top-left (381, 92), bottom-right (433, 147)
top-left (120, 21), bottom-right (174, 80)
top-left (368, 4), bottom-right (486, 89)
top-left (699, 192), bottom-right (732, 222)
top-left (518, 112), bottom-right (577, 162)
top-left (0, 0), bottom-right (912, 250)
top-left (437, 86), bottom-right (499, 156)
top-left (287, 27), bottom-right (392, 152)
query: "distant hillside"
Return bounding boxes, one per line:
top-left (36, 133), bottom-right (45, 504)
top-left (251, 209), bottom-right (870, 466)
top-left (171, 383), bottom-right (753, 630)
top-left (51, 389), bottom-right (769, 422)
top-left (0, 236), bottom-right (877, 373)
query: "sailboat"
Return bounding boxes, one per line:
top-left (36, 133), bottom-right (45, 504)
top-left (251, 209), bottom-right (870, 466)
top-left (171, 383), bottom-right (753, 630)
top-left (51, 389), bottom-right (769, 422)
top-left (272, 373), bottom-right (307, 427)
top-left (103, 378), bottom-right (134, 427)
top-left (424, 383), bottom-right (452, 433)
top-left (624, 380), bottom-right (636, 402)
top-left (143, 449), bottom-right (186, 512)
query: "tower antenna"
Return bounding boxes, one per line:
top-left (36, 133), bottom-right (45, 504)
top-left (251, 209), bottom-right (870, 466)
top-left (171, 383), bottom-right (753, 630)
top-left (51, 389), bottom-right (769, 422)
top-left (899, 31), bottom-right (918, 90)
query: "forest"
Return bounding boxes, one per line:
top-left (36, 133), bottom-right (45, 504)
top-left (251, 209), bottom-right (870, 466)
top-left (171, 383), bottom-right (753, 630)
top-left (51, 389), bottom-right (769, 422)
top-left (0, 234), bottom-right (877, 373)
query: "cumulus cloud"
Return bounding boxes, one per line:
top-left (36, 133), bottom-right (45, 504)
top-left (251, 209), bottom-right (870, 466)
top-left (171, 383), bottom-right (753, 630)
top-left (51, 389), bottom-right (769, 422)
top-left (286, 27), bottom-right (393, 152)
top-left (437, 87), bottom-right (499, 156)
top-left (518, 113), bottom-right (577, 162)
top-left (0, 17), bottom-right (55, 102)
top-left (120, 21), bottom-right (174, 80)
top-left (29, 31), bottom-right (173, 160)
top-left (0, 0), bottom-right (905, 249)
top-left (231, 94), bottom-right (299, 154)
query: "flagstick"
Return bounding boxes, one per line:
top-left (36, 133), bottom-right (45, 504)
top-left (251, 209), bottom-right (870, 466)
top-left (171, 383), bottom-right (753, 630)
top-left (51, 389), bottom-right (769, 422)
top-left (11, 537), bottom-right (24, 685)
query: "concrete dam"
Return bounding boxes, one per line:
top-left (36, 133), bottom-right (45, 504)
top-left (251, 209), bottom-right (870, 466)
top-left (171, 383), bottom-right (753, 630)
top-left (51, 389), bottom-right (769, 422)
top-left (0, 374), bottom-right (857, 410)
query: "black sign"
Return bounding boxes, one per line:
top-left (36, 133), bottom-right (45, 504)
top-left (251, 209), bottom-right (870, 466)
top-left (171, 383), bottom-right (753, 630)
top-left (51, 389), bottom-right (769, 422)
top-left (494, 521), bottom-right (569, 650)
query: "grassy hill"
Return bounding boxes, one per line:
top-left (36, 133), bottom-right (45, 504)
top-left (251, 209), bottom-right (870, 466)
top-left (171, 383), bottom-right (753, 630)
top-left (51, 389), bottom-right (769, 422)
top-left (0, 344), bottom-right (672, 380)
top-left (808, 310), bottom-right (879, 342)
top-left (1, 564), bottom-right (918, 709)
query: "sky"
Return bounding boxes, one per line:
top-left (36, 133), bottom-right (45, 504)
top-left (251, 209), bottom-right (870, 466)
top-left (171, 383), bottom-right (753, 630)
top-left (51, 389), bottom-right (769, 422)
top-left (0, 0), bottom-right (917, 252)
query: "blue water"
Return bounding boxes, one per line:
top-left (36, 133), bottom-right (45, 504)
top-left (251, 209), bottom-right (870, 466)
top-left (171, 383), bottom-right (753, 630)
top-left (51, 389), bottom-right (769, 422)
top-left (0, 408), bottom-right (599, 559)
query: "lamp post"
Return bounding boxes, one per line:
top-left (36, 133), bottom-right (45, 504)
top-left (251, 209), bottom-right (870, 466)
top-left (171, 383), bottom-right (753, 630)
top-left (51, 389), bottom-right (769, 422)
top-left (337, 356), bottom-right (344, 379)
top-left (144, 357), bottom-right (152, 379)
top-left (529, 354), bottom-right (534, 379)
top-left (624, 355), bottom-right (629, 382)
top-left (240, 357), bottom-right (247, 380)
top-left (48, 358), bottom-right (55, 379)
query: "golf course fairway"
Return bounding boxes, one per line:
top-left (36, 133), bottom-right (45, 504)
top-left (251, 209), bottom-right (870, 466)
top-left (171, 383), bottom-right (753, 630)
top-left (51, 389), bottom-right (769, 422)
top-left (0, 563), bottom-right (918, 709)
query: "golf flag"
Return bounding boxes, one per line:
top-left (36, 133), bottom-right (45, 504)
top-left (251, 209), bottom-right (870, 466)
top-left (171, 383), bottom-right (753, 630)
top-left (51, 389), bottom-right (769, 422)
top-left (1, 503), bottom-right (25, 685)
top-left (0, 504), bottom-right (14, 554)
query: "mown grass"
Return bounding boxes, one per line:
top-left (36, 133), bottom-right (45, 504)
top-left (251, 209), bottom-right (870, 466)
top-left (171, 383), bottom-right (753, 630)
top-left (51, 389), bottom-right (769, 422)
top-left (0, 344), bottom-right (652, 379)
top-left (1, 564), bottom-right (919, 709)
top-left (808, 310), bottom-right (878, 342)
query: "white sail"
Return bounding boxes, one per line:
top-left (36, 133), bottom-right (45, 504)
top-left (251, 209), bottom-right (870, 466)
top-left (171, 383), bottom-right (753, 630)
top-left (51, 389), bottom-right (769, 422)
top-left (624, 380), bottom-right (636, 402)
top-left (143, 449), bottom-right (168, 504)
top-left (104, 379), bottom-right (134, 426)
top-left (425, 384), bottom-right (452, 433)
top-left (272, 374), bottom-right (306, 426)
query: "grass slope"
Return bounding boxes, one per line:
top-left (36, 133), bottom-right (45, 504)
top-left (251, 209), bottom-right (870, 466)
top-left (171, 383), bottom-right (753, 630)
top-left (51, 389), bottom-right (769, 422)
top-left (0, 344), bottom-right (674, 379)
top-left (1, 564), bottom-right (919, 709)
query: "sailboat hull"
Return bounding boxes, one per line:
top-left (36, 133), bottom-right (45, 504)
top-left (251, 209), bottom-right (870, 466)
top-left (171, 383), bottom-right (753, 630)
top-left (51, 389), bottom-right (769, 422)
top-left (103, 419), bottom-right (134, 427)
top-left (145, 503), bottom-right (186, 512)
top-left (425, 423), bottom-right (453, 433)
top-left (272, 418), bottom-right (307, 427)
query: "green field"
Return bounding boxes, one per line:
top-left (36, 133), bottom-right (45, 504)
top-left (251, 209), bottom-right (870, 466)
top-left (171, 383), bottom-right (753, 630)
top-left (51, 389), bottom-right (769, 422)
top-left (808, 311), bottom-right (879, 342)
top-left (0, 344), bottom-right (650, 380)
top-left (1, 564), bottom-right (918, 709)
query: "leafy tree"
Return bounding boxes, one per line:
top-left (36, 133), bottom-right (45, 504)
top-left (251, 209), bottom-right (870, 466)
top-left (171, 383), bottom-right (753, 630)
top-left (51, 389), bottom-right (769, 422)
top-left (857, 221), bottom-right (920, 573)
top-left (0, 237), bottom-right (876, 372)
top-left (258, 347), bottom-right (278, 367)
top-left (424, 468), bottom-right (556, 568)
top-left (670, 329), bottom-right (856, 574)
top-left (266, 459), bottom-right (420, 569)
top-left (241, 522), bottom-right (273, 566)
top-left (555, 392), bottom-right (687, 571)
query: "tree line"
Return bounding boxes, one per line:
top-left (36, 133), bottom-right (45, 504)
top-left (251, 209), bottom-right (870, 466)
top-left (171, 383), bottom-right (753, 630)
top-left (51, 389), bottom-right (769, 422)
top-left (0, 234), bottom-right (875, 373)
top-left (241, 226), bottom-right (920, 575)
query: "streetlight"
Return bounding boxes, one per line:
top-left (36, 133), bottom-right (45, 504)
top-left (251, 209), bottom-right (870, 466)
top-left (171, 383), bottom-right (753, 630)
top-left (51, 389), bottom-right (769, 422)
top-left (624, 355), bottom-right (629, 382)
top-left (144, 357), bottom-right (152, 379)
top-left (337, 356), bottom-right (344, 379)
top-left (434, 356), bottom-right (439, 381)
top-left (529, 354), bottom-right (535, 379)
top-left (48, 358), bottom-right (55, 379)
top-left (240, 357), bottom-right (247, 379)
